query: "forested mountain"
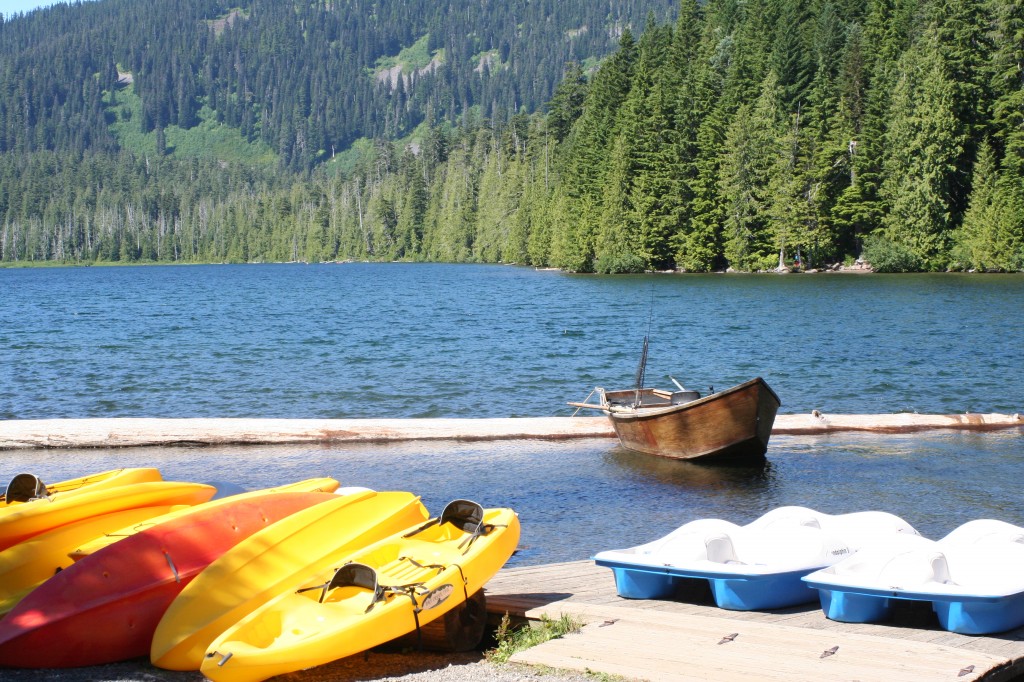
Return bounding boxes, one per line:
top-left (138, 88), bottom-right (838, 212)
top-left (0, 0), bottom-right (675, 167)
top-left (1, 0), bottom-right (1022, 272)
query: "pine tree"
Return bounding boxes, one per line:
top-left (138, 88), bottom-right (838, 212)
top-left (924, 0), bottom-right (995, 225)
top-left (622, 23), bottom-right (679, 269)
top-left (988, 0), bottom-right (1024, 269)
top-left (546, 62), bottom-right (587, 144)
top-left (880, 35), bottom-right (966, 270)
top-left (954, 139), bottom-right (1005, 270)
top-left (849, 0), bottom-right (916, 244)
top-left (719, 73), bottom-right (781, 270)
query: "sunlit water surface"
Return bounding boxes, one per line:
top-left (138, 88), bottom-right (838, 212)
top-left (2, 263), bottom-right (1022, 564)
top-left (2, 431), bottom-right (1021, 566)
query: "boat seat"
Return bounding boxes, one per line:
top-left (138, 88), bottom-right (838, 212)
top-left (441, 499), bottom-right (499, 554)
top-left (5, 473), bottom-right (47, 504)
top-left (404, 499), bottom-right (503, 554)
top-left (929, 552), bottom-right (953, 585)
top-left (440, 499), bottom-right (485, 534)
top-left (706, 534), bottom-right (741, 564)
top-left (307, 562), bottom-right (385, 606)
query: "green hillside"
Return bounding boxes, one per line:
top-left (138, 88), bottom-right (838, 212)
top-left (0, 0), bottom-right (1021, 272)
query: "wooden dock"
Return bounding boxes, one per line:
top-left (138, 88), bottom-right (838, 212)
top-left (484, 561), bottom-right (1024, 681)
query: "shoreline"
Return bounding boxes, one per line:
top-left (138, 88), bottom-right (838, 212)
top-left (5, 260), bottom-right (1024, 274)
top-left (0, 413), bottom-right (1020, 450)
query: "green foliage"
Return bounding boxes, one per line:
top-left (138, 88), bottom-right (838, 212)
top-left (880, 36), bottom-right (965, 270)
top-left (375, 34), bottom-right (437, 74)
top-left (861, 233), bottom-right (923, 272)
top-left (486, 613), bottom-right (583, 664)
top-left (111, 88), bottom-right (276, 167)
top-left (2, 0), bottom-right (1023, 272)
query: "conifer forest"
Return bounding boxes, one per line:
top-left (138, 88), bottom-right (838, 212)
top-left (1, 0), bottom-right (1022, 272)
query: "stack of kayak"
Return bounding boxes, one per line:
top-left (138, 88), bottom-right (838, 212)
top-left (594, 506), bottom-right (1024, 634)
top-left (0, 468), bottom-right (520, 680)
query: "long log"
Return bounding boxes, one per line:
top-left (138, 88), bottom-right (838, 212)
top-left (772, 410), bottom-right (1023, 435)
top-left (0, 417), bottom-right (616, 450)
top-left (0, 413), bottom-right (1019, 450)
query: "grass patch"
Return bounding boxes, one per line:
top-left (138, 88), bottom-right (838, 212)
top-left (375, 33), bottom-right (437, 73)
top-left (486, 613), bottom-right (583, 664)
top-left (323, 137), bottom-right (376, 177)
top-left (107, 85), bottom-right (277, 168)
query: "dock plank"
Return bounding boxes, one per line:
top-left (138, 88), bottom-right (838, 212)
top-left (487, 561), bottom-right (1024, 681)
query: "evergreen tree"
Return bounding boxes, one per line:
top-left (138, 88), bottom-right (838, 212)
top-left (719, 73), bottom-right (782, 270)
top-left (880, 36), bottom-right (966, 270)
top-left (546, 62), bottom-right (587, 143)
top-left (953, 139), bottom-right (1007, 270)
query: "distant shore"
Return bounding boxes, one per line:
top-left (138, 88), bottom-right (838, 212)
top-left (4, 259), bottom-right (1024, 274)
top-left (0, 413), bottom-right (1020, 450)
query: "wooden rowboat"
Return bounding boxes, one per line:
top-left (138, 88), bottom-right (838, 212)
top-left (571, 377), bottom-right (781, 464)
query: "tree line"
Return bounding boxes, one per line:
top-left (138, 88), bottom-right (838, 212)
top-left (1, 0), bottom-right (1022, 272)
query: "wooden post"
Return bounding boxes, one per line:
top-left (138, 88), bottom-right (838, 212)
top-left (393, 590), bottom-right (488, 652)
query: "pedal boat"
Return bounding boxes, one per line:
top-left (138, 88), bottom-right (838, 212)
top-left (802, 519), bottom-right (1024, 634)
top-left (594, 506), bottom-right (918, 610)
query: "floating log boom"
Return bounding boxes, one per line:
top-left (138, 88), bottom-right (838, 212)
top-left (0, 413), bottom-right (1020, 450)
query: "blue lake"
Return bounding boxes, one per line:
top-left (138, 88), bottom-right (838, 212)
top-left (1, 264), bottom-right (1022, 565)
top-left (3, 262), bottom-right (1023, 418)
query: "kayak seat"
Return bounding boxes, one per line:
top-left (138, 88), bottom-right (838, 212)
top-left (440, 499), bottom-right (485, 533)
top-left (330, 563), bottom-right (386, 609)
top-left (404, 499), bottom-right (506, 555)
top-left (5, 473), bottom-right (47, 504)
top-left (442, 499), bottom-right (509, 554)
top-left (298, 562), bottom-right (386, 607)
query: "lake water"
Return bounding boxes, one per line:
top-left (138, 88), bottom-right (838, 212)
top-left (3, 263), bottom-right (1022, 418)
top-left (1, 264), bottom-right (1022, 565)
top-left (0, 432), bottom-right (1021, 567)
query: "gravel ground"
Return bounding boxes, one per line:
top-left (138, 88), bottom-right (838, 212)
top-left (0, 651), bottom-right (614, 682)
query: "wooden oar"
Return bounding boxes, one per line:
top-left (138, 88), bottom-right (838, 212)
top-left (566, 402), bottom-right (606, 410)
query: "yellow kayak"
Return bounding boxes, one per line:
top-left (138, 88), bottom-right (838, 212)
top-left (0, 480), bottom-right (216, 552)
top-left (0, 503), bottom-right (193, 617)
top-left (69, 477), bottom-right (340, 561)
top-left (151, 490), bottom-right (430, 670)
top-left (1, 467), bottom-right (162, 508)
top-left (201, 501), bottom-right (520, 682)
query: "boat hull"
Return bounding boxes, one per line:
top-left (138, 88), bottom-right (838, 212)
top-left (151, 490), bottom-right (430, 671)
top-left (1, 467), bottom-right (162, 506)
top-left (803, 520), bottom-right (1024, 635)
top-left (0, 479), bottom-right (214, 552)
top-left (595, 507), bottom-right (918, 611)
top-left (0, 504), bottom-right (187, 617)
top-left (0, 491), bottom-right (334, 668)
top-left (67, 477), bottom-right (339, 560)
top-left (201, 506), bottom-right (520, 682)
top-left (605, 378), bottom-right (780, 463)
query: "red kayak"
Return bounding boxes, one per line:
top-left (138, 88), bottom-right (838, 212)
top-left (0, 491), bottom-right (334, 668)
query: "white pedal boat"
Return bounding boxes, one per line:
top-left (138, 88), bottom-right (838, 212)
top-left (802, 519), bottom-right (1024, 634)
top-left (594, 506), bottom-right (918, 610)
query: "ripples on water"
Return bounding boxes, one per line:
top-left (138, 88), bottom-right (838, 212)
top-left (2, 432), bottom-right (1021, 566)
top-left (2, 263), bottom-right (1022, 418)
top-left (2, 263), bottom-right (1022, 564)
